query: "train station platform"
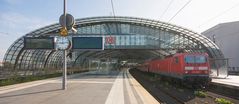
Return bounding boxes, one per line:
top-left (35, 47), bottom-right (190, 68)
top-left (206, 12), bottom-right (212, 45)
top-left (211, 75), bottom-right (239, 89)
top-left (0, 69), bottom-right (159, 104)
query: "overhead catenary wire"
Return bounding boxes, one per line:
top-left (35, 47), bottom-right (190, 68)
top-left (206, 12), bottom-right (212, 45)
top-left (168, 0), bottom-right (193, 23)
top-left (197, 2), bottom-right (239, 28)
top-left (110, 0), bottom-right (116, 17)
top-left (159, 0), bottom-right (174, 20)
top-left (0, 32), bottom-right (18, 36)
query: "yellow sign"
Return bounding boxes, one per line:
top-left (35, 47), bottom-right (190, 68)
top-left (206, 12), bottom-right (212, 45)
top-left (60, 27), bottom-right (68, 36)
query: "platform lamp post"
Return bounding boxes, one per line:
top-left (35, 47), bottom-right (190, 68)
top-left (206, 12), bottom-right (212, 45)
top-left (58, 0), bottom-right (76, 90)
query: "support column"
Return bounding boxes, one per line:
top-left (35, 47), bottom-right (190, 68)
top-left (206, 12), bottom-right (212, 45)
top-left (62, 50), bottom-right (67, 90)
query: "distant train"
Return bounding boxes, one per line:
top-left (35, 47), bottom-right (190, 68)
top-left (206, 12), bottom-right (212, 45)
top-left (228, 67), bottom-right (239, 75)
top-left (137, 53), bottom-right (211, 87)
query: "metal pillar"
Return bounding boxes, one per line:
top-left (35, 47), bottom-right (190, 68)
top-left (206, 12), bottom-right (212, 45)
top-left (63, 50), bottom-right (67, 90)
top-left (62, 0), bottom-right (67, 90)
top-left (63, 0), bottom-right (67, 27)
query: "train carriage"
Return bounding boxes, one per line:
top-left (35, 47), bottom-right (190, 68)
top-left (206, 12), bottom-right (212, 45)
top-left (138, 53), bottom-right (211, 87)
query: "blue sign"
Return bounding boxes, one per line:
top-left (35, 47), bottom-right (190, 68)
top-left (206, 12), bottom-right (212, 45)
top-left (72, 37), bottom-right (104, 50)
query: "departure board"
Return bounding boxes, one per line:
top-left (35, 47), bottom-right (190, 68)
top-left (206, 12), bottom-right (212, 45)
top-left (24, 37), bottom-right (55, 49)
top-left (72, 37), bottom-right (103, 50)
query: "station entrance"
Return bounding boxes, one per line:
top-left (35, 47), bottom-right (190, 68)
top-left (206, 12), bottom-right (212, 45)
top-left (2, 16), bottom-right (227, 79)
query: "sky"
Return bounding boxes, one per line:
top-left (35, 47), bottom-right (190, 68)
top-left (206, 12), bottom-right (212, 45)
top-left (1, 0), bottom-right (239, 60)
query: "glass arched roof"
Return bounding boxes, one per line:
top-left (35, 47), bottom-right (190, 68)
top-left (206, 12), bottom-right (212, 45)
top-left (2, 16), bottom-right (224, 77)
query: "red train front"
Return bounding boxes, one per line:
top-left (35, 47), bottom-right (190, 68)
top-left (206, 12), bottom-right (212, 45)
top-left (138, 53), bottom-right (211, 87)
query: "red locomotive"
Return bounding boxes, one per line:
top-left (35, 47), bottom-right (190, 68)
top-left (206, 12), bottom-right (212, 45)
top-left (138, 53), bottom-right (211, 86)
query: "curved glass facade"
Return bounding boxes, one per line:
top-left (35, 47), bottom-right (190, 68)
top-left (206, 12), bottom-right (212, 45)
top-left (2, 16), bottom-right (225, 78)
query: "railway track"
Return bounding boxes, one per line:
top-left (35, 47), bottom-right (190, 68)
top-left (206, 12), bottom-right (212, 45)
top-left (156, 86), bottom-right (185, 104)
top-left (129, 68), bottom-right (186, 104)
top-left (129, 68), bottom-right (239, 104)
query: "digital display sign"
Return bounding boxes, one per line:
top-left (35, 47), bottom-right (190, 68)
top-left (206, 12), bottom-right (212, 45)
top-left (72, 37), bottom-right (103, 50)
top-left (24, 37), bottom-right (55, 49)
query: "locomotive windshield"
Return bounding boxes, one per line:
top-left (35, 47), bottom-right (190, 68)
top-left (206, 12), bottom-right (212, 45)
top-left (185, 55), bottom-right (207, 63)
top-left (185, 56), bottom-right (194, 63)
top-left (195, 56), bottom-right (207, 63)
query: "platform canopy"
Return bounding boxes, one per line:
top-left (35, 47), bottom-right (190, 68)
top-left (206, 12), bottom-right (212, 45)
top-left (2, 16), bottom-right (224, 77)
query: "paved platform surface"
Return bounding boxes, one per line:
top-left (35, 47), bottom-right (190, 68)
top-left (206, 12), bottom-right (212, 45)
top-left (212, 75), bottom-right (239, 88)
top-left (0, 69), bottom-right (159, 104)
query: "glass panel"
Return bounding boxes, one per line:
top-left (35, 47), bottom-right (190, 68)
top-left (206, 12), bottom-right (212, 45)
top-left (185, 56), bottom-right (194, 63)
top-left (195, 56), bottom-right (207, 63)
top-left (126, 36), bottom-right (130, 45)
top-left (136, 35), bottom-right (140, 45)
top-left (130, 35), bottom-right (135, 45)
top-left (185, 55), bottom-right (207, 63)
top-left (120, 36), bottom-right (125, 45)
top-left (116, 36), bottom-right (120, 45)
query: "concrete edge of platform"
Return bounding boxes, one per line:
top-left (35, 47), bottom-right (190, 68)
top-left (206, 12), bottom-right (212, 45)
top-left (210, 82), bottom-right (239, 90)
top-left (0, 71), bottom-right (93, 94)
top-left (126, 69), bottom-right (160, 104)
top-left (209, 82), bottom-right (239, 99)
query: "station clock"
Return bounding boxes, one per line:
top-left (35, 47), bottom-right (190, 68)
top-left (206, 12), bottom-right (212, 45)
top-left (55, 36), bottom-right (71, 50)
